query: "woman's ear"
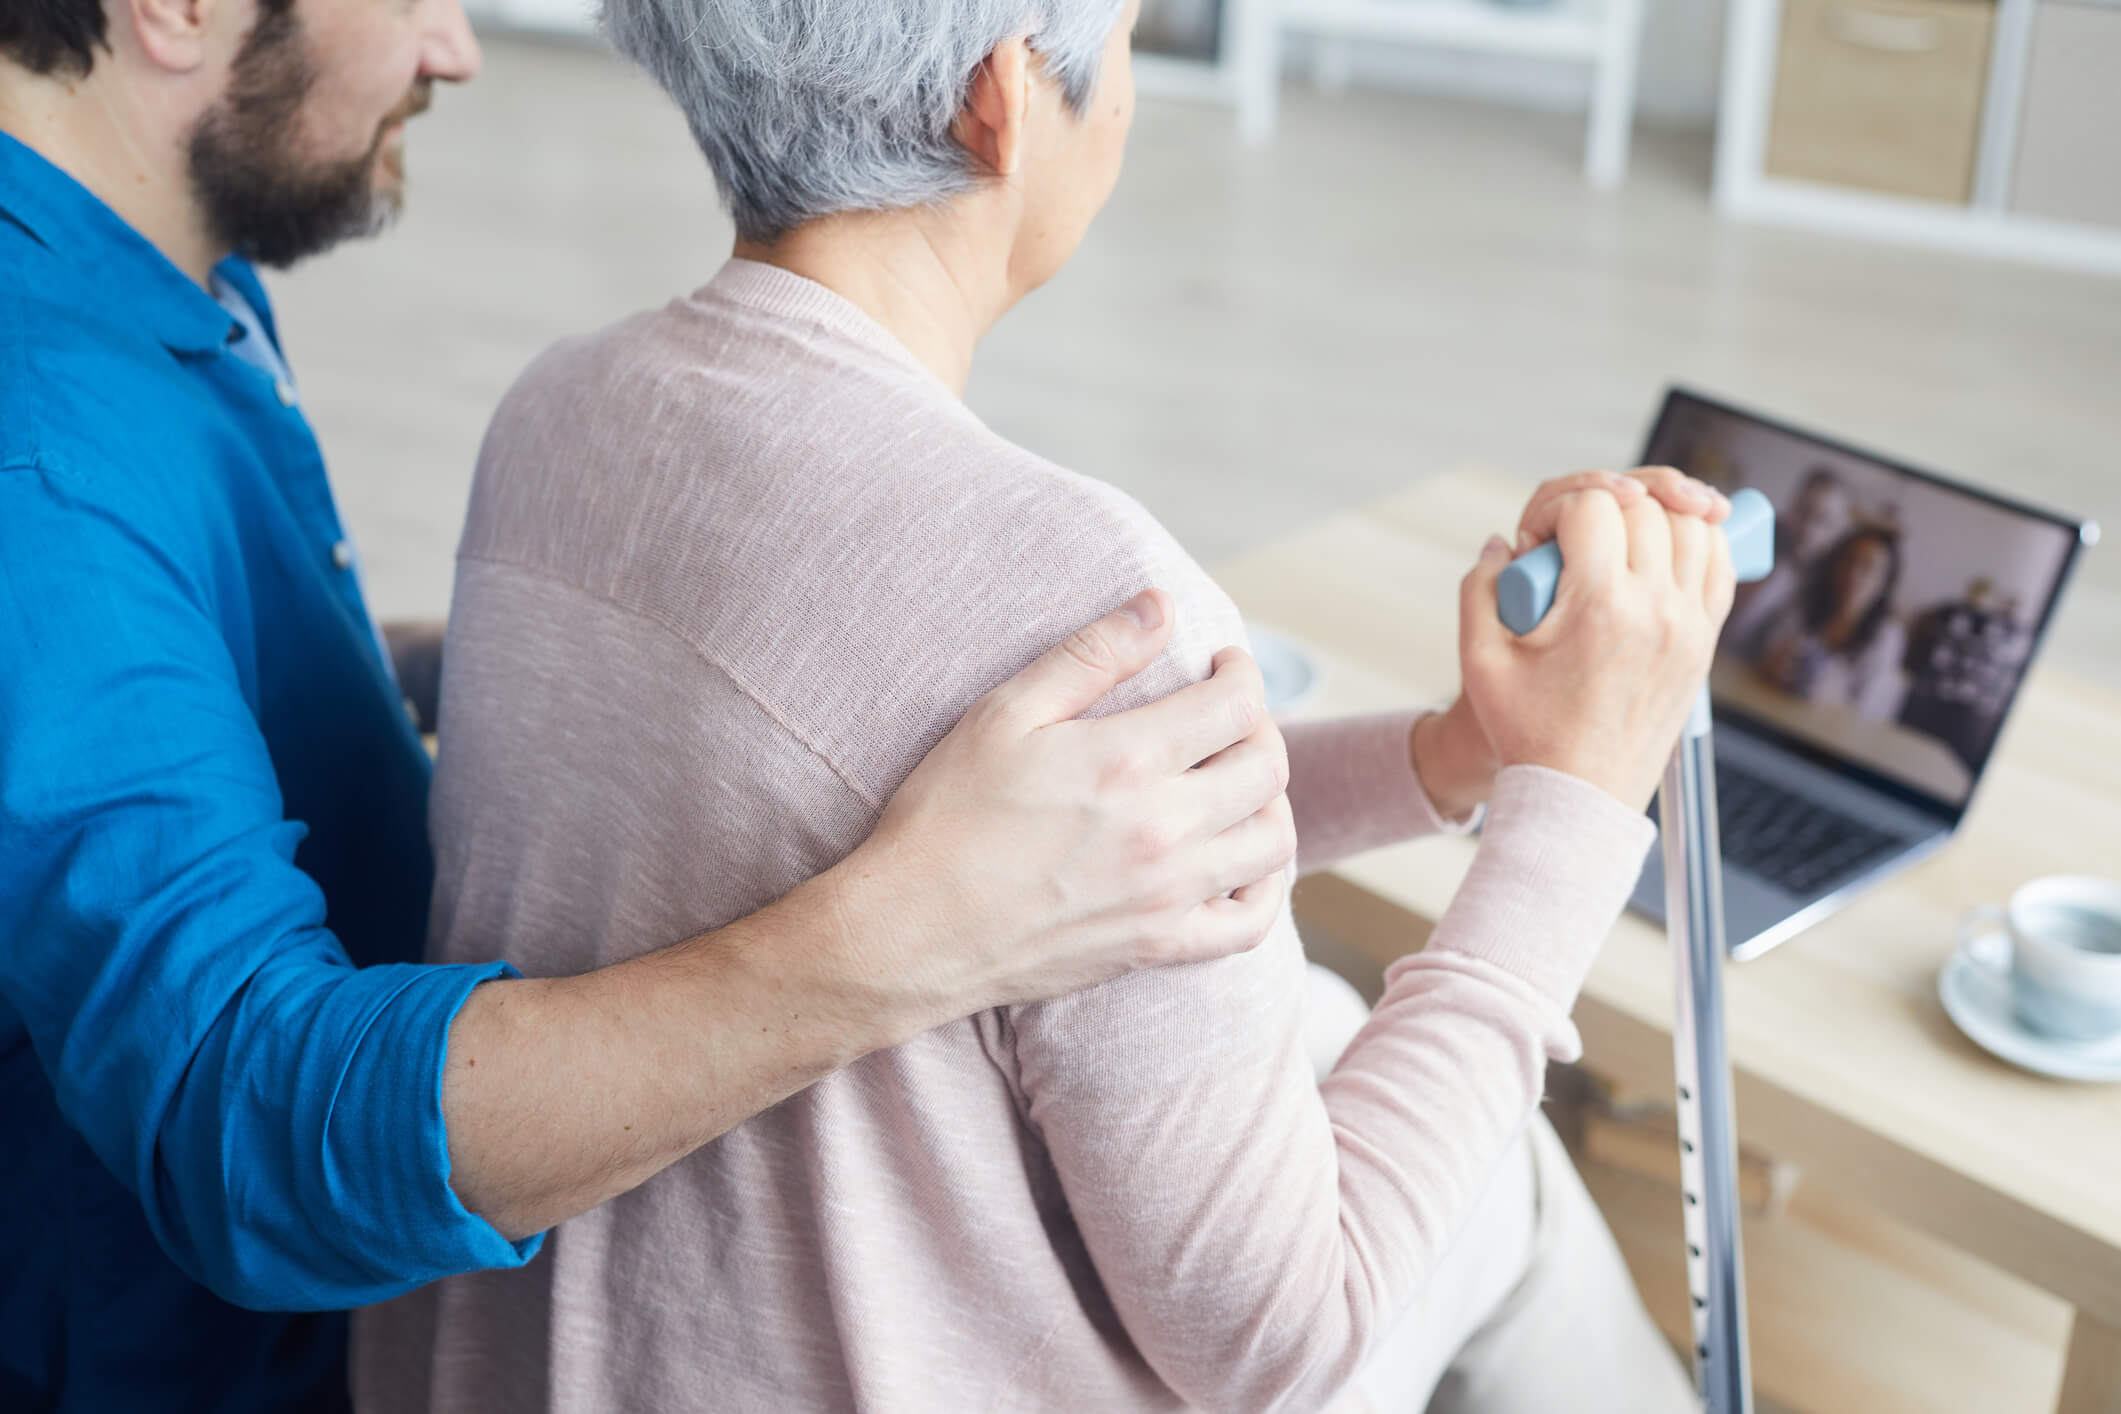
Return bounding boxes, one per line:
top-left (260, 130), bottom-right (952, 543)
top-left (954, 37), bottom-right (1031, 178)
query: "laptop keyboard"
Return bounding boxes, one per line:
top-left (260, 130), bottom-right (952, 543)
top-left (1651, 760), bottom-right (1909, 898)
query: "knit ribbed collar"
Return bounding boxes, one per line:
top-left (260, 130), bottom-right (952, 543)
top-left (702, 258), bottom-right (950, 391)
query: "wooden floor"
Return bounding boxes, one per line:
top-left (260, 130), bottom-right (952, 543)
top-left (1580, 1127), bottom-right (2073, 1414)
top-left (1306, 905), bottom-right (2083, 1414)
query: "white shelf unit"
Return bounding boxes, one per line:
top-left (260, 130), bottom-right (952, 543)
top-left (1133, 0), bottom-right (1276, 109)
top-left (1231, 0), bottom-right (1651, 187)
top-left (461, 0), bottom-right (1270, 134)
top-left (1714, 0), bottom-right (2121, 277)
top-left (463, 0), bottom-right (1647, 190)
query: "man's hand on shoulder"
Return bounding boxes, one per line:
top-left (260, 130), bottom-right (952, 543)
top-left (442, 591), bottom-right (1293, 1236)
top-left (828, 589), bottom-right (1295, 1036)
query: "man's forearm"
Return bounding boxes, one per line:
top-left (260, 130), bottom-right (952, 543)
top-left (435, 595), bottom-right (1302, 1242)
top-left (440, 868), bottom-right (915, 1240)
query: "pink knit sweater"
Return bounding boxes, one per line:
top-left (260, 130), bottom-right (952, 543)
top-left (351, 261), bottom-right (1657, 1413)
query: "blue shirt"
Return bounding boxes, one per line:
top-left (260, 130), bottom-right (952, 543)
top-left (0, 133), bottom-right (538, 1412)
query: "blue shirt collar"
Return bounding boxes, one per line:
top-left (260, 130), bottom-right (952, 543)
top-left (0, 129), bottom-right (248, 358)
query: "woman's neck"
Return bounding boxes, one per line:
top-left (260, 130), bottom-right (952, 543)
top-left (735, 209), bottom-right (1017, 397)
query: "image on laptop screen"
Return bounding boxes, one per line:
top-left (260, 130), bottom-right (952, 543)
top-left (1645, 391), bottom-right (2084, 810)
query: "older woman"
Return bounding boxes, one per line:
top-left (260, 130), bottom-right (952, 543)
top-left (354, 2), bottom-right (1733, 1410)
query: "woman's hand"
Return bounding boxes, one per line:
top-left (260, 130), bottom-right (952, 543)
top-left (1512, 467), bottom-right (1730, 555)
top-left (1412, 468), bottom-right (1732, 816)
top-left (838, 589), bottom-right (1295, 1025)
top-left (1458, 486), bottom-right (1738, 812)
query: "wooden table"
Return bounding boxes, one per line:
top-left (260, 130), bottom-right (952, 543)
top-left (1216, 469), bottom-right (2121, 1414)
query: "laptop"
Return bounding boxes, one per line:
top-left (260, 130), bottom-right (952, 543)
top-left (1627, 388), bottom-right (2099, 960)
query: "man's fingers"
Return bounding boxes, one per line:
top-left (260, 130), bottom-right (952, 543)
top-left (1197, 795), bottom-right (1297, 900)
top-left (985, 589), bottom-right (1173, 730)
top-left (1514, 471), bottom-right (1646, 555)
top-left (1187, 723), bottom-right (1290, 843)
top-left (1119, 646), bottom-right (1269, 773)
top-left (1174, 870), bottom-right (1287, 964)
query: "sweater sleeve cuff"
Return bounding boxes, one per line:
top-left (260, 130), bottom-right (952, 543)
top-left (1394, 710), bottom-right (1484, 837)
top-left (1418, 765), bottom-right (1657, 1010)
top-left (1285, 710), bottom-right (1478, 877)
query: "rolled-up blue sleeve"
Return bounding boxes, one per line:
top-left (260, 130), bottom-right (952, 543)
top-left (0, 468), bottom-right (540, 1311)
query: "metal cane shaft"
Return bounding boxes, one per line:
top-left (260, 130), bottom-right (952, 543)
top-left (1494, 486), bottom-right (1774, 1414)
top-left (1664, 718), bottom-right (1753, 1414)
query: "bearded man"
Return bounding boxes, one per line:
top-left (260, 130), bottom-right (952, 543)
top-left (0, 3), bottom-right (1300, 1409)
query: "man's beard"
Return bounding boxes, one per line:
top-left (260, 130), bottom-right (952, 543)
top-left (187, 6), bottom-right (430, 270)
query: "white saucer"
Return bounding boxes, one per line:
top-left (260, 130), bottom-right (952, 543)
top-left (1246, 624), bottom-right (1320, 717)
top-left (1938, 933), bottom-right (2121, 1083)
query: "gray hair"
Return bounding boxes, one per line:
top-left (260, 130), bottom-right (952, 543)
top-left (600, 0), bottom-right (1124, 243)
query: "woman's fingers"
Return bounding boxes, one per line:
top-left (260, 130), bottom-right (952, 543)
top-left (1515, 467), bottom-right (1725, 558)
top-left (1462, 474), bottom-right (1740, 814)
top-left (1621, 487), bottom-right (1676, 581)
top-left (1459, 531), bottom-right (1516, 660)
top-left (1670, 507), bottom-right (1713, 596)
top-left (1705, 520), bottom-right (1739, 622)
top-left (1515, 470), bottom-right (1646, 554)
top-left (1628, 465), bottom-right (1729, 525)
top-left (1551, 489), bottom-right (1630, 594)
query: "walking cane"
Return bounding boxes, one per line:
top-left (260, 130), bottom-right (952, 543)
top-left (1498, 488), bottom-right (1777, 1414)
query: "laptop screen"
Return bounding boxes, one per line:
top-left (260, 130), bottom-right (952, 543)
top-left (1642, 389), bottom-right (2087, 813)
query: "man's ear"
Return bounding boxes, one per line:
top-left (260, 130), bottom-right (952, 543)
top-left (953, 37), bottom-right (1030, 178)
top-left (125, 0), bottom-right (227, 72)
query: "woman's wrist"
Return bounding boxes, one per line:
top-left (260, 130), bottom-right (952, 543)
top-left (1409, 698), bottom-right (1501, 823)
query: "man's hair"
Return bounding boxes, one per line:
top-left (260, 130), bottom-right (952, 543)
top-left (599, 0), bottom-right (1124, 244)
top-left (1, 0), bottom-right (110, 76)
top-left (2, 0), bottom-right (295, 76)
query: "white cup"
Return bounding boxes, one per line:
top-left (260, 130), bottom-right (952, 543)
top-left (1959, 876), bottom-right (2121, 1043)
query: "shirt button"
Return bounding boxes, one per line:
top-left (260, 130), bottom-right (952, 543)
top-left (275, 379), bottom-right (298, 407)
top-left (331, 539), bottom-right (355, 571)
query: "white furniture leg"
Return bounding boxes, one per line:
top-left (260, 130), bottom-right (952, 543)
top-left (1233, 0), bottom-right (1283, 144)
top-left (1587, 0), bottom-right (1646, 187)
